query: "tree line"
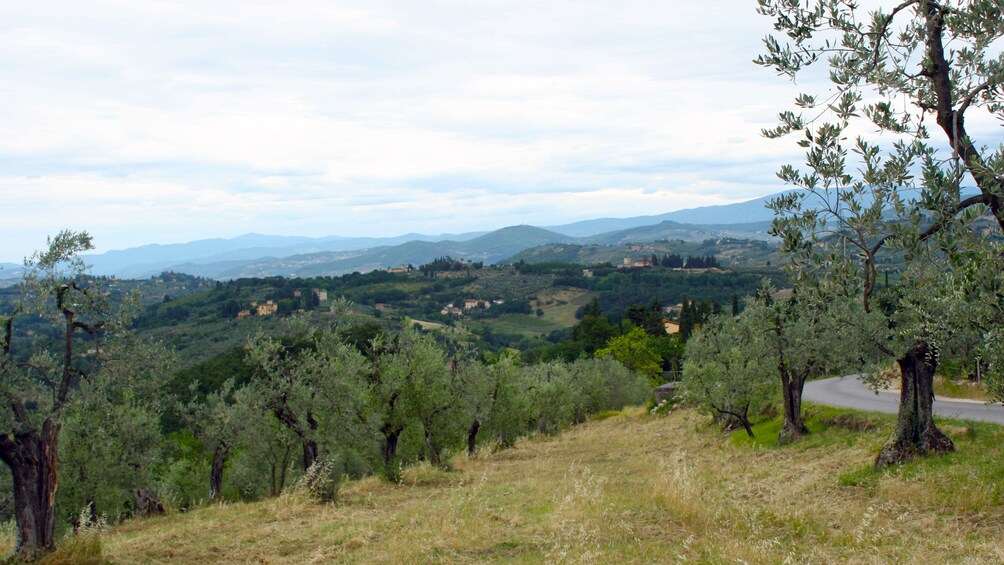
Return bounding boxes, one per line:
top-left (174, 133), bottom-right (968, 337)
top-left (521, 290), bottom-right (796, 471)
top-left (0, 234), bottom-right (651, 558)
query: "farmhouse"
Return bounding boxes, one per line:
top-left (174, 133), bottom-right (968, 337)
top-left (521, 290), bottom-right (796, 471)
top-left (255, 300), bottom-right (278, 316)
top-left (621, 257), bottom-right (654, 268)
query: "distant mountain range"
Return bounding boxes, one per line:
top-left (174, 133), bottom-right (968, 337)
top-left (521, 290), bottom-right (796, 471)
top-left (2, 191), bottom-right (786, 282)
top-left (545, 192), bottom-right (784, 237)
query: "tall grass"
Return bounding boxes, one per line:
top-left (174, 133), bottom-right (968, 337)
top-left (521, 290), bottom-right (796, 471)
top-left (79, 406), bottom-right (1004, 562)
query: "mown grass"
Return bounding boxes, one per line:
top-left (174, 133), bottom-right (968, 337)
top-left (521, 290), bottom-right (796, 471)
top-left (532, 289), bottom-right (594, 328)
top-left (489, 290), bottom-right (593, 338)
top-left (23, 405), bottom-right (1004, 563)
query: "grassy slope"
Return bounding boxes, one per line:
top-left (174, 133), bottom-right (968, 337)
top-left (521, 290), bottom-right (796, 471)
top-left (48, 406), bottom-right (1004, 563)
top-left (485, 289), bottom-right (594, 338)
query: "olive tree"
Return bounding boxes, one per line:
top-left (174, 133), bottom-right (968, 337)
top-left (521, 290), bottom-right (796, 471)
top-left (682, 312), bottom-right (775, 438)
top-left (245, 322), bottom-right (368, 474)
top-left (59, 333), bottom-right (173, 526)
top-left (756, 0), bottom-right (1004, 465)
top-left (475, 355), bottom-right (532, 450)
top-left (0, 231), bottom-right (134, 558)
top-left (178, 379), bottom-right (244, 500)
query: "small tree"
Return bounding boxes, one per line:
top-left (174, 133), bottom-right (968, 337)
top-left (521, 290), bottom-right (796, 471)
top-left (682, 312), bottom-right (775, 438)
top-left (477, 355), bottom-right (531, 450)
top-left (245, 322), bottom-right (368, 474)
top-left (179, 379), bottom-right (244, 500)
top-left (595, 327), bottom-right (664, 385)
top-left (59, 334), bottom-right (173, 526)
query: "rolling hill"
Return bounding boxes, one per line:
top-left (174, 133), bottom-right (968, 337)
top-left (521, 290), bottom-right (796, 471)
top-left (545, 191), bottom-right (787, 237)
top-left (64, 191), bottom-right (789, 279)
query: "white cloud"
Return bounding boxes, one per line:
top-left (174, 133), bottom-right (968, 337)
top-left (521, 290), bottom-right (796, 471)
top-left (1, 0), bottom-right (820, 261)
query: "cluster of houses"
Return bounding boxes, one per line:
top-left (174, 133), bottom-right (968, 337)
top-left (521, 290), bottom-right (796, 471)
top-left (235, 288), bottom-right (329, 319)
top-left (236, 300), bottom-right (279, 319)
top-left (292, 289), bottom-right (328, 301)
top-left (440, 298), bottom-right (505, 317)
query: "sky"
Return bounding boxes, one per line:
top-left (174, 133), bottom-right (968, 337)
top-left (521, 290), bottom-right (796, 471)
top-left (1, 0), bottom-right (814, 262)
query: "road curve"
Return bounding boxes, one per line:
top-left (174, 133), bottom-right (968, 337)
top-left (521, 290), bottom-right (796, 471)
top-left (804, 375), bottom-right (1004, 425)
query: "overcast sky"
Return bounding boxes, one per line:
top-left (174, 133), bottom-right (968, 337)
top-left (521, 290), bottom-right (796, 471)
top-left (1, 0), bottom-right (814, 262)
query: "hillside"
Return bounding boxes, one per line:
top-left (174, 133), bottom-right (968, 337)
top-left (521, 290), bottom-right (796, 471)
top-left (80, 232), bottom-right (488, 279)
top-left (545, 191), bottom-right (788, 236)
top-left (508, 238), bottom-right (777, 268)
top-left (63, 192), bottom-right (789, 279)
top-left (91, 261), bottom-right (776, 368)
top-left (74, 406), bottom-right (1004, 563)
top-left (584, 220), bottom-right (773, 245)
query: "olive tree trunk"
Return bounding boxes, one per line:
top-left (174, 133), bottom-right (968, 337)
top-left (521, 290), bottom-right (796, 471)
top-left (467, 418), bottom-right (480, 456)
top-left (778, 372), bottom-right (808, 445)
top-left (0, 420), bottom-right (61, 560)
top-left (209, 444), bottom-right (228, 500)
top-left (875, 341), bottom-right (955, 468)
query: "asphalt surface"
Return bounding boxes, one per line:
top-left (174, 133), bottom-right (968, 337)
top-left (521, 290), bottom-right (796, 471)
top-left (804, 375), bottom-right (1004, 425)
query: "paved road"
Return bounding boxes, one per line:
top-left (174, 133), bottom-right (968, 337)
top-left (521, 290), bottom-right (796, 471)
top-left (804, 375), bottom-right (1004, 425)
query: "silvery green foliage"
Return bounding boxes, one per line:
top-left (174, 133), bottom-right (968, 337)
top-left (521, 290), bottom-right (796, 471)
top-left (229, 385), bottom-right (301, 498)
top-left (895, 238), bottom-right (1004, 397)
top-left (378, 330), bottom-right (465, 466)
top-left (58, 336), bottom-right (174, 523)
top-left (682, 311), bottom-right (776, 430)
top-left (0, 231), bottom-right (108, 432)
top-left (570, 356), bottom-right (651, 416)
top-left (245, 320), bottom-right (370, 469)
top-left (475, 355), bottom-right (531, 449)
top-left (756, 0), bottom-right (1004, 388)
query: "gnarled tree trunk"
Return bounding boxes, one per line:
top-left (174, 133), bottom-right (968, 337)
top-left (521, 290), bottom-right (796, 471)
top-left (209, 444), bottom-right (228, 500)
top-left (381, 424), bottom-right (402, 467)
top-left (875, 341), bottom-right (955, 468)
top-left (718, 405), bottom-right (755, 438)
top-left (778, 372), bottom-right (808, 445)
top-left (0, 420), bottom-right (60, 560)
top-left (302, 440), bottom-right (318, 472)
top-left (467, 418), bottom-right (480, 455)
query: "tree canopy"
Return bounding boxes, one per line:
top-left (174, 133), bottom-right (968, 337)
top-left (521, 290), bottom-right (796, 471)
top-left (756, 0), bottom-right (1004, 464)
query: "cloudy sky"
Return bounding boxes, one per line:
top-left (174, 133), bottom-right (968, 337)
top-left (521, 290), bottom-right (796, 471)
top-left (2, 0), bottom-right (812, 262)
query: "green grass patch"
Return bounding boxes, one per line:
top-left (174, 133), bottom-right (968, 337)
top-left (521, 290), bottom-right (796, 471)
top-left (490, 314), bottom-right (562, 336)
top-left (590, 410), bottom-right (622, 421)
top-left (730, 405), bottom-right (895, 449)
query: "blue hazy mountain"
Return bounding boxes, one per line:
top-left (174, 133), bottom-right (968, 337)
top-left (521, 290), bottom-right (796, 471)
top-left (71, 192), bottom-right (790, 278)
top-left (545, 191), bottom-right (788, 237)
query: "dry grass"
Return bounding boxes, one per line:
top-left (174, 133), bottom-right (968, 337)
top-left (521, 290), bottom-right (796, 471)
top-left (532, 289), bottom-right (594, 327)
top-left (874, 364), bottom-right (990, 402)
top-left (409, 319), bottom-right (446, 331)
top-left (30, 407), bottom-right (1004, 563)
top-left (933, 377), bottom-right (989, 401)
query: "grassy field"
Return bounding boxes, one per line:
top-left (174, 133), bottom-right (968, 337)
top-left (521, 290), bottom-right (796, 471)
top-left (484, 289), bottom-right (594, 338)
top-left (26, 404), bottom-right (1004, 564)
top-left (532, 288), bottom-right (594, 328)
